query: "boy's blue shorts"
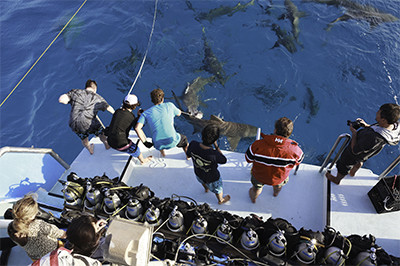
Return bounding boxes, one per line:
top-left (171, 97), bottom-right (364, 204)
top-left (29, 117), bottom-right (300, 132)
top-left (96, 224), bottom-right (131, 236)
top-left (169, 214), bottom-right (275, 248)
top-left (196, 176), bottom-right (223, 195)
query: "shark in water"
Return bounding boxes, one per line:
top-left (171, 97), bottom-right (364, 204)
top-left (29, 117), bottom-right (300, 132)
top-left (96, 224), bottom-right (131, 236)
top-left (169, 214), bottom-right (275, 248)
top-left (270, 24), bottom-right (297, 53)
top-left (201, 28), bottom-right (230, 86)
top-left (195, 0), bottom-right (255, 22)
top-left (280, 0), bottom-right (307, 43)
top-left (182, 76), bottom-right (216, 117)
top-left (182, 113), bottom-right (258, 150)
top-left (172, 90), bottom-right (258, 150)
top-left (303, 0), bottom-right (399, 30)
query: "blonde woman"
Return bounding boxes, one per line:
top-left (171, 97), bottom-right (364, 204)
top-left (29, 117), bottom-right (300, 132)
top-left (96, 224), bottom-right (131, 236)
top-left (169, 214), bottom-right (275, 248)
top-left (7, 194), bottom-right (66, 260)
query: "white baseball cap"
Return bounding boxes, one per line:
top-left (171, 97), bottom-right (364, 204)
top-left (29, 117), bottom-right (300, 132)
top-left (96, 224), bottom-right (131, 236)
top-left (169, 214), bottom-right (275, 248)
top-left (124, 94), bottom-right (139, 105)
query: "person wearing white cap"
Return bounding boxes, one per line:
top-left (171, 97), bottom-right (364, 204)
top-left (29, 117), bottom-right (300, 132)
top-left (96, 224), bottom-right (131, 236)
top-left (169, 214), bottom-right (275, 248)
top-left (105, 94), bottom-right (153, 164)
top-left (59, 80), bottom-right (115, 155)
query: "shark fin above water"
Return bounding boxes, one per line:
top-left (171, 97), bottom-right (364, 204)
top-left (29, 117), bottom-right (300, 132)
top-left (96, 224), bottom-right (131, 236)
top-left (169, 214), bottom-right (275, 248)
top-left (227, 136), bottom-right (242, 150)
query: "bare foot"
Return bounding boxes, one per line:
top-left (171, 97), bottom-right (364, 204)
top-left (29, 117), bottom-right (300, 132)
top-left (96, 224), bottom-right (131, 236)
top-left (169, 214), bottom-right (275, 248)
top-left (249, 188), bottom-right (256, 203)
top-left (218, 195), bottom-right (230, 205)
top-left (140, 156), bottom-right (153, 165)
top-left (88, 144), bottom-right (94, 155)
top-left (349, 162), bottom-right (362, 177)
top-left (202, 184), bottom-right (209, 193)
top-left (160, 150), bottom-right (166, 157)
top-left (325, 171), bottom-right (341, 185)
top-left (273, 186), bottom-right (281, 197)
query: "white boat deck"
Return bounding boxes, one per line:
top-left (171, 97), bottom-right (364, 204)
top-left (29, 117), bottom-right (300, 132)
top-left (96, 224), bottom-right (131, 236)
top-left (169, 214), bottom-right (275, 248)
top-left (328, 168), bottom-right (400, 257)
top-left (49, 133), bottom-right (326, 232)
top-left (49, 132), bottom-right (400, 256)
top-left (1, 132), bottom-right (399, 265)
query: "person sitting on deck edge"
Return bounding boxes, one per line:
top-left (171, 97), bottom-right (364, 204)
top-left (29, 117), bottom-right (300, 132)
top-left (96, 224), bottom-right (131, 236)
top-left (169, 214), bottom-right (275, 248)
top-left (105, 94), bottom-right (152, 164)
top-left (135, 88), bottom-right (189, 158)
top-left (246, 117), bottom-right (304, 201)
top-left (326, 103), bottom-right (400, 185)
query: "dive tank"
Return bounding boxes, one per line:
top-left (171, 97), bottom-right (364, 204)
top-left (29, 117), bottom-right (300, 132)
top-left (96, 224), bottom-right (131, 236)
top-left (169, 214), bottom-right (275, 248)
top-left (62, 181), bottom-right (84, 206)
top-left (103, 189), bottom-right (121, 214)
top-left (240, 228), bottom-right (260, 250)
top-left (267, 230), bottom-right (287, 257)
top-left (324, 246), bottom-right (346, 265)
top-left (216, 219), bottom-right (233, 243)
top-left (125, 198), bottom-right (143, 220)
top-left (144, 205), bottom-right (161, 226)
top-left (84, 181), bottom-right (101, 210)
top-left (191, 214), bottom-right (208, 238)
top-left (167, 206), bottom-right (184, 232)
top-left (354, 247), bottom-right (377, 266)
top-left (295, 239), bottom-right (318, 264)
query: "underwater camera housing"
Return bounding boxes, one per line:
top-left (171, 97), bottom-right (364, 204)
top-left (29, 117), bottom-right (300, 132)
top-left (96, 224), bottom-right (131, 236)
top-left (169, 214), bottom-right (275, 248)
top-left (347, 120), bottom-right (362, 130)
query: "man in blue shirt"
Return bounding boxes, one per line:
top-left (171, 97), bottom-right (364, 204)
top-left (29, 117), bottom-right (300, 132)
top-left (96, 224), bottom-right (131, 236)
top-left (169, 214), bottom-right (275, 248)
top-left (135, 88), bottom-right (189, 157)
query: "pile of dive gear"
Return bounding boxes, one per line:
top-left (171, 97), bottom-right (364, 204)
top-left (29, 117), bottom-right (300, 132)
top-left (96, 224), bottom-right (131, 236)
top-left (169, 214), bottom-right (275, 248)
top-left (58, 172), bottom-right (400, 265)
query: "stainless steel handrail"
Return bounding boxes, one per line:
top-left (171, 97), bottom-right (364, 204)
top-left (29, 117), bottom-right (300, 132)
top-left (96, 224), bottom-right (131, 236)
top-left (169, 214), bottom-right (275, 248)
top-left (0, 146), bottom-right (70, 169)
top-left (379, 154), bottom-right (400, 179)
top-left (319, 133), bottom-right (351, 173)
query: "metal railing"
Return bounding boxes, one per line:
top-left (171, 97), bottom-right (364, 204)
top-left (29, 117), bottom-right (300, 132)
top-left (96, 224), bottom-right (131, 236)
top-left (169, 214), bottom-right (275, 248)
top-left (319, 133), bottom-right (351, 173)
top-left (379, 154), bottom-right (400, 179)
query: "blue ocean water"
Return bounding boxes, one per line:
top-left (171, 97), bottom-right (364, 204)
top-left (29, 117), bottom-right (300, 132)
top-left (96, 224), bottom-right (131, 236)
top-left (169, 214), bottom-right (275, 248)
top-left (1, 0), bottom-right (399, 175)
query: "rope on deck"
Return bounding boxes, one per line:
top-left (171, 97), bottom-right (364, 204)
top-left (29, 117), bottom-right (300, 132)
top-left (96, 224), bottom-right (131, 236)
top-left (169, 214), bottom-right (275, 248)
top-left (0, 0), bottom-right (88, 108)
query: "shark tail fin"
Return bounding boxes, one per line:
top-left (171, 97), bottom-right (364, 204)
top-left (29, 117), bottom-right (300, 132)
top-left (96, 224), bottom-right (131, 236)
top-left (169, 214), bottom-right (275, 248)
top-left (298, 11), bottom-right (307, 18)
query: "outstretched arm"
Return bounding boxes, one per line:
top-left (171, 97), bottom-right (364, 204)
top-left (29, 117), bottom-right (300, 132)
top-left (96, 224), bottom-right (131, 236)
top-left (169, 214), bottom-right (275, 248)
top-left (58, 94), bottom-right (70, 104)
top-left (106, 105), bottom-right (115, 114)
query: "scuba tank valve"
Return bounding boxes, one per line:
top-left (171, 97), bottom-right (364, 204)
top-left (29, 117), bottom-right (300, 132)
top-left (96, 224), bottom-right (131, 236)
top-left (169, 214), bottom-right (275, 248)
top-left (167, 205), bottom-right (184, 232)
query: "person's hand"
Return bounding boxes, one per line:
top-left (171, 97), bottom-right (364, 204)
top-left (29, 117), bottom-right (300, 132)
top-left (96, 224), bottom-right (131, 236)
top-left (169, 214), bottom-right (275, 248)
top-left (349, 124), bottom-right (358, 134)
top-left (356, 118), bottom-right (368, 127)
top-left (95, 219), bottom-right (107, 233)
top-left (213, 141), bottom-right (219, 150)
top-left (144, 141), bottom-right (154, 148)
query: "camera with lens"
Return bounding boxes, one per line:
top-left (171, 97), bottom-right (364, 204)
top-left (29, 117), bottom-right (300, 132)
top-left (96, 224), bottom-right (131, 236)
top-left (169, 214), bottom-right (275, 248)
top-left (347, 120), bottom-right (362, 130)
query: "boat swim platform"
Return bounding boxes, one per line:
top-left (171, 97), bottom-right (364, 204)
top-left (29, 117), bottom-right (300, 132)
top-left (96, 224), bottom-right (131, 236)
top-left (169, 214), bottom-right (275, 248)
top-left (46, 132), bottom-right (399, 257)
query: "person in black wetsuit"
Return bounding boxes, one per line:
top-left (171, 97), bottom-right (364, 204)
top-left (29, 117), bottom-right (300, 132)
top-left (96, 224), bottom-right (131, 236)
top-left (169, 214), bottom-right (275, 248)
top-left (105, 94), bottom-right (152, 164)
top-left (186, 124), bottom-right (230, 204)
top-left (326, 103), bottom-right (400, 185)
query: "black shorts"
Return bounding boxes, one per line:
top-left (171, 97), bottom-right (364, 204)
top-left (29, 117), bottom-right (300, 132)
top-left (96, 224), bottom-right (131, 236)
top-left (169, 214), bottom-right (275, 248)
top-left (176, 134), bottom-right (188, 148)
top-left (75, 126), bottom-right (104, 140)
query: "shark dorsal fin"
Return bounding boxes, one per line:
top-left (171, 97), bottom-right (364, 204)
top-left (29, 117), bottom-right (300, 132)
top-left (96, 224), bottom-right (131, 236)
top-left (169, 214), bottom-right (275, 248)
top-left (210, 115), bottom-right (224, 122)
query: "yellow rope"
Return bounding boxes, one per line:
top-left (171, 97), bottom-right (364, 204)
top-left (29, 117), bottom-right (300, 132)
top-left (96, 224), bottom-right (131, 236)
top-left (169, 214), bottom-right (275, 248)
top-left (0, 0), bottom-right (88, 108)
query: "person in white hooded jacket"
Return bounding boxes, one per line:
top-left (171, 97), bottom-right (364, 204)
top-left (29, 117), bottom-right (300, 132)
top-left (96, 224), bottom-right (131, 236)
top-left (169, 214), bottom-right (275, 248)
top-left (326, 103), bottom-right (400, 185)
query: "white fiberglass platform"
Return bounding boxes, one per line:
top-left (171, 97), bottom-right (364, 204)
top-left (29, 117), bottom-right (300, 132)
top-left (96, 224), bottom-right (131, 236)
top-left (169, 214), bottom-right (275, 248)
top-left (328, 168), bottom-right (400, 257)
top-left (45, 132), bottom-right (400, 257)
top-left (121, 140), bottom-right (326, 232)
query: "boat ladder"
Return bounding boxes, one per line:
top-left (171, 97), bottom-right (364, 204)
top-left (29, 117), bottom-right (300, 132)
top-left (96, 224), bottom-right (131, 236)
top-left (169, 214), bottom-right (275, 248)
top-left (319, 133), bottom-right (351, 173)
